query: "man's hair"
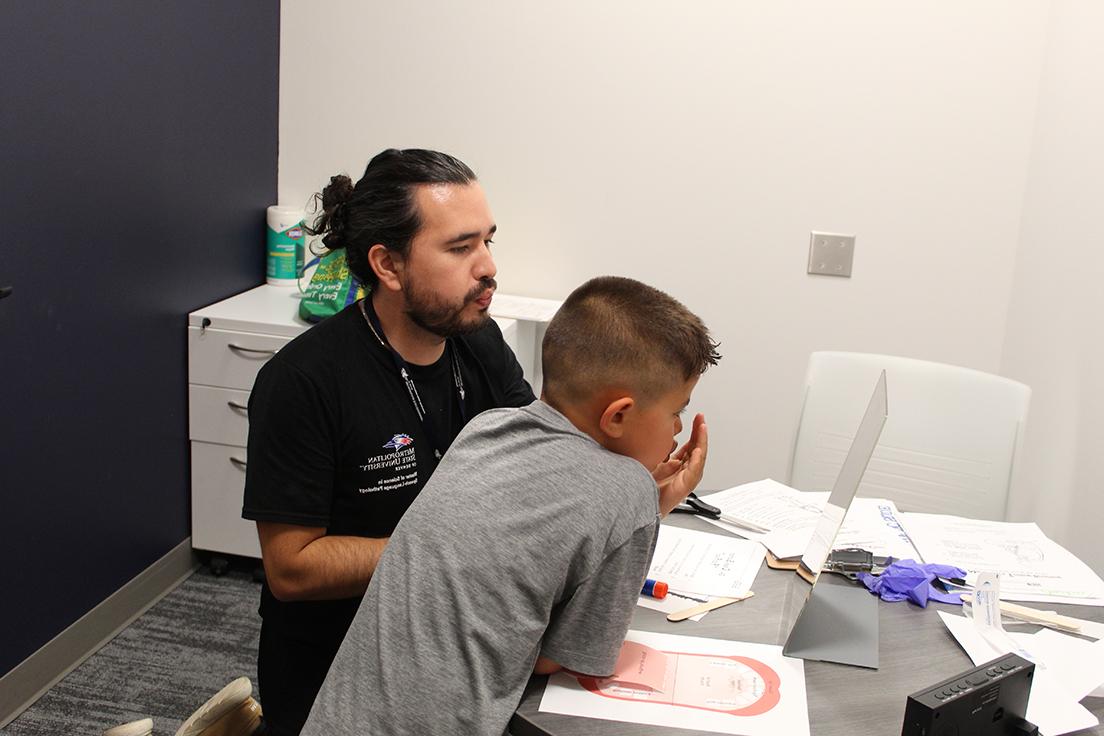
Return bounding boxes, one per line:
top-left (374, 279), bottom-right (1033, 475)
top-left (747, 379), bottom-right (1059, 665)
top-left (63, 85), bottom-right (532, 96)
top-left (304, 149), bottom-right (477, 288)
top-left (541, 276), bottom-right (721, 406)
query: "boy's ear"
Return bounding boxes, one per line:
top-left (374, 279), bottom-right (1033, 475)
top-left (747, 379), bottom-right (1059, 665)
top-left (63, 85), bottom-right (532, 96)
top-left (598, 397), bottom-right (635, 439)
top-left (368, 244), bottom-right (403, 292)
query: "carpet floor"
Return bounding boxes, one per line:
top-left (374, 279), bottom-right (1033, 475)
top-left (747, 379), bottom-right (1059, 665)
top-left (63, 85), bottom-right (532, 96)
top-left (2, 567), bottom-right (261, 736)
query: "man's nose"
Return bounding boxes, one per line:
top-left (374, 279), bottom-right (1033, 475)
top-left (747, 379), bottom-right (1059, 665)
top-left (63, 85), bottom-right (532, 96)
top-left (475, 242), bottom-right (497, 281)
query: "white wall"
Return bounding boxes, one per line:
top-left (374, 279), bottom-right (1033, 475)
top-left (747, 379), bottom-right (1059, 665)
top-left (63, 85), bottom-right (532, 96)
top-left (279, 2), bottom-right (1103, 566)
top-left (1000, 0), bottom-right (1104, 573)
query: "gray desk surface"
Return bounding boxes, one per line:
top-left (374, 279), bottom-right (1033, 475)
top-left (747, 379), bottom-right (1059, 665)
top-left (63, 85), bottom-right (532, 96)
top-left (510, 515), bottom-right (1104, 736)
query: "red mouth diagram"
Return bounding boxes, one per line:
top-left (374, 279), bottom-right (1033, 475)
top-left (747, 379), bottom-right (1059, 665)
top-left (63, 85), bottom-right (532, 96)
top-left (575, 647), bottom-right (782, 717)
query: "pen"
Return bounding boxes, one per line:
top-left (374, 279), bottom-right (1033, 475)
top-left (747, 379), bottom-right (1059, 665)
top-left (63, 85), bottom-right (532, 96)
top-left (641, 579), bottom-right (669, 599)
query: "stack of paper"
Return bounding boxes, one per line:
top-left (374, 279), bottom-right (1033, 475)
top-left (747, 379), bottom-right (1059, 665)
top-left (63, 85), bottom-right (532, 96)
top-left (698, 479), bottom-right (921, 562)
top-left (697, 482), bottom-right (1104, 609)
top-left (903, 513), bottom-right (1104, 606)
top-left (647, 525), bottom-right (765, 598)
top-left (940, 609), bottom-right (1104, 734)
top-left (638, 526), bottom-right (765, 621)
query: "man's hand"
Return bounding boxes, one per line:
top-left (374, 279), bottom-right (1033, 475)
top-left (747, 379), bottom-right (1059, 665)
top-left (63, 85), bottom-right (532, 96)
top-left (652, 413), bottom-right (708, 516)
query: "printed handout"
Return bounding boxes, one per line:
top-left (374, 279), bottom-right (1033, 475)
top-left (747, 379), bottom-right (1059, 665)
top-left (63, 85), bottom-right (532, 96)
top-left (539, 630), bottom-right (809, 736)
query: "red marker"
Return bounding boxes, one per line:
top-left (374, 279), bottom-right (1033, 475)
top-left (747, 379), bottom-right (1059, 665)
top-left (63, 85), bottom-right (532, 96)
top-left (641, 579), bottom-right (668, 599)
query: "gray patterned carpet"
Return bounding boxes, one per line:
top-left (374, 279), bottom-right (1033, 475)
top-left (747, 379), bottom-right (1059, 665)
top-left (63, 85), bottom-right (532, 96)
top-left (2, 568), bottom-right (261, 736)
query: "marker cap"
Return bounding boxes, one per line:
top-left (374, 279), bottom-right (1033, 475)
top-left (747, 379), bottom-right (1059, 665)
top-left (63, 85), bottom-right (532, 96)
top-left (641, 579), bottom-right (669, 599)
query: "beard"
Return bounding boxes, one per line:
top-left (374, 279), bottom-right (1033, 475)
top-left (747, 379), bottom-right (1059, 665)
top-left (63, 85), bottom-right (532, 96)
top-left (404, 276), bottom-right (497, 338)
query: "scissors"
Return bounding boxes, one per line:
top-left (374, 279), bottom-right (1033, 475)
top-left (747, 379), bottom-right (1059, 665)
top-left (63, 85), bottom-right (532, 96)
top-left (670, 491), bottom-right (721, 519)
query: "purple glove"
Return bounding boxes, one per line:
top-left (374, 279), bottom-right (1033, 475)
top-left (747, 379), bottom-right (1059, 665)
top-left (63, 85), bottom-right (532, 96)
top-left (856, 559), bottom-right (967, 607)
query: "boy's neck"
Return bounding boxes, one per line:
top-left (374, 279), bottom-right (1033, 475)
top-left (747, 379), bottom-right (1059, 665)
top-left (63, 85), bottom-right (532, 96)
top-left (369, 291), bottom-right (447, 366)
top-left (541, 395), bottom-right (613, 452)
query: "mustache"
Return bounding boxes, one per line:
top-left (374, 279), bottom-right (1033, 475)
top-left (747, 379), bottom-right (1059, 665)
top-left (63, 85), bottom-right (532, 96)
top-left (465, 277), bottom-right (497, 303)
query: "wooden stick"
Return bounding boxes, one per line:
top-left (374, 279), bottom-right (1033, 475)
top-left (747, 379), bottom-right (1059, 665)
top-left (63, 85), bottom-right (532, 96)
top-left (667, 592), bottom-right (755, 622)
top-left (960, 593), bottom-right (1082, 633)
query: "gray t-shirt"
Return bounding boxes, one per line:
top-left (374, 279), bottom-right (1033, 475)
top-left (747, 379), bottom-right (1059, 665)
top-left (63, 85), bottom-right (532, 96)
top-left (301, 400), bottom-right (660, 736)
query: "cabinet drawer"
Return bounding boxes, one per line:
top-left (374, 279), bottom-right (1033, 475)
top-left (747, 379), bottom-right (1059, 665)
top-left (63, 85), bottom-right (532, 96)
top-left (190, 441), bottom-right (261, 558)
top-left (188, 326), bottom-right (290, 391)
top-left (190, 385), bottom-right (251, 445)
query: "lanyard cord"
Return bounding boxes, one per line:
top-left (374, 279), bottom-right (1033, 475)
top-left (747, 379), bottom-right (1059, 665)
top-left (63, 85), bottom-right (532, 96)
top-left (359, 299), bottom-right (468, 458)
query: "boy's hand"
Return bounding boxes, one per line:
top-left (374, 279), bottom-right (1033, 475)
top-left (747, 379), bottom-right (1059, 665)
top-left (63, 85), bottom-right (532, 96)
top-left (652, 413), bottom-right (708, 515)
top-left (534, 656), bottom-right (562, 675)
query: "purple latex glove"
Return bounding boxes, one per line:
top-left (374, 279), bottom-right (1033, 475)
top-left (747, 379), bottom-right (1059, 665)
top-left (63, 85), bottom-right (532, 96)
top-left (856, 559), bottom-right (967, 607)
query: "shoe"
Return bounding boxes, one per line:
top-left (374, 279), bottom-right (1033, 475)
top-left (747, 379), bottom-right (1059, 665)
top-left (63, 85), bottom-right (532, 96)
top-left (174, 676), bottom-right (263, 736)
top-left (104, 719), bottom-right (153, 736)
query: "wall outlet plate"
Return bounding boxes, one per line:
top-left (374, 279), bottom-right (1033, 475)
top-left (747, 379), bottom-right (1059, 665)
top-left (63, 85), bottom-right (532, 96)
top-left (808, 231), bottom-right (855, 277)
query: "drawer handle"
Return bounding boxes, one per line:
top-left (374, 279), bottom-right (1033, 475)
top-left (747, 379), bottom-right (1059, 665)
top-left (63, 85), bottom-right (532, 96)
top-left (227, 400), bottom-right (249, 412)
top-left (229, 456), bottom-right (248, 470)
top-left (227, 343), bottom-right (278, 356)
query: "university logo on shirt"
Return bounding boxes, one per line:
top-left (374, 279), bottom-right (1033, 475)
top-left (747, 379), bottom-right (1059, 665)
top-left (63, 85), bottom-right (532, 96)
top-left (358, 434), bottom-right (419, 494)
top-left (383, 433), bottom-right (414, 451)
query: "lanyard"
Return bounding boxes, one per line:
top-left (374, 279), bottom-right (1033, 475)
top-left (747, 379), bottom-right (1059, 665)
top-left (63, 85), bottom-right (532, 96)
top-left (359, 299), bottom-right (467, 460)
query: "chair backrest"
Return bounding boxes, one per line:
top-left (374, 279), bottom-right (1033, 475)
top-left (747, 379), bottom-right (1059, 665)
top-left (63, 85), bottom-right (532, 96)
top-left (787, 352), bottom-right (1031, 520)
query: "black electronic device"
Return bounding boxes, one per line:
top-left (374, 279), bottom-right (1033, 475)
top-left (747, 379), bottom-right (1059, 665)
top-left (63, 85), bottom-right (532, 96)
top-left (901, 653), bottom-right (1036, 736)
top-left (825, 547), bottom-right (875, 573)
top-left (822, 547), bottom-right (892, 579)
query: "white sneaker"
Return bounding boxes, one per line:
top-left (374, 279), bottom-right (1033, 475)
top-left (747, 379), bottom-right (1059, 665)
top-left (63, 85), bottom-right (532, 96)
top-left (103, 718), bottom-right (153, 736)
top-left (174, 676), bottom-right (262, 736)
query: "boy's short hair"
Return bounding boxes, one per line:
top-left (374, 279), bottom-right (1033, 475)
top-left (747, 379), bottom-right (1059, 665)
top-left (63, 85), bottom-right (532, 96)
top-left (541, 276), bottom-right (721, 404)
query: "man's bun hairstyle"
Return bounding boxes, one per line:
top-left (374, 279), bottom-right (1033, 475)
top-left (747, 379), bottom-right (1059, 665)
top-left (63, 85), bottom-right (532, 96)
top-left (314, 174), bottom-right (355, 250)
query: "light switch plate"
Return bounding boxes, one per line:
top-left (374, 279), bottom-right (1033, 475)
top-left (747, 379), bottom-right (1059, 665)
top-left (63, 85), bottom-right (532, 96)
top-left (808, 231), bottom-right (855, 277)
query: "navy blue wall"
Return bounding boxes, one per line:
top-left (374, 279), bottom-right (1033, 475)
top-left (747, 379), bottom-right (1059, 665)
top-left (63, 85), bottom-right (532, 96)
top-left (0, 2), bottom-right (278, 676)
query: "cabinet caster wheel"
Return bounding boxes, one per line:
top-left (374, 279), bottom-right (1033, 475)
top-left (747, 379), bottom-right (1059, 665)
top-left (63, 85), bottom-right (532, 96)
top-left (209, 556), bottom-right (230, 576)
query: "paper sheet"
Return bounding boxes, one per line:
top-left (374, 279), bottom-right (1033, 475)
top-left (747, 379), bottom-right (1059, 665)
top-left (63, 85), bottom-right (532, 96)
top-left (699, 479), bottom-right (823, 537)
top-left (939, 611), bottom-right (1100, 734)
top-left (903, 513), bottom-right (1104, 605)
top-left (1075, 619), bottom-right (1104, 642)
top-left (800, 502), bottom-right (846, 574)
top-left (539, 630), bottom-right (809, 736)
top-left (699, 479), bottom-right (920, 561)
top-left (1021, 629), bottom-right (1104, 700)
top-left (647, 525), bottom-right (765, 598)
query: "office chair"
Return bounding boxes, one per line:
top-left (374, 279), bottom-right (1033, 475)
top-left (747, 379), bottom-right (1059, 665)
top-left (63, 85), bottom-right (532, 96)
top-left (787, 352), bottom-right (1031, 520)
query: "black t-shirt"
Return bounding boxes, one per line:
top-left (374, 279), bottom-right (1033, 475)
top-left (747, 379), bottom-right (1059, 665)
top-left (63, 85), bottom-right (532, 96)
top-left (242, 300), bottom-right (535, 640)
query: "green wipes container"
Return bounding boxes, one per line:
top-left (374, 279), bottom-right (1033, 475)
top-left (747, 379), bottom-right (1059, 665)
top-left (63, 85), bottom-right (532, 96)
top-left (266, 205), bottom-right (305, 286)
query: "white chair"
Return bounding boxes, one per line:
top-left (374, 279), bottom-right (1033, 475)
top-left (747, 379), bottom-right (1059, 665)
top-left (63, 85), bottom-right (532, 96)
top-left (787, 352), bottom-right (1031, 520)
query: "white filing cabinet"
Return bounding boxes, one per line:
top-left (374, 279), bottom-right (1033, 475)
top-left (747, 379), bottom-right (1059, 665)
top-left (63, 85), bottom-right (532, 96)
top-left (187, 285), bottom-right (531, 560)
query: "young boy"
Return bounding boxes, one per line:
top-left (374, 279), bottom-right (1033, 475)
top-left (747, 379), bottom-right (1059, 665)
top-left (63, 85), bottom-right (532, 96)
top-left (301, 276), bottom-right (721, 736)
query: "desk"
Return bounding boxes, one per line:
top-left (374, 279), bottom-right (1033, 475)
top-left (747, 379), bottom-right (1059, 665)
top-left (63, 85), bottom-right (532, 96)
top-left (510, 514), bottom-right (1104, 736)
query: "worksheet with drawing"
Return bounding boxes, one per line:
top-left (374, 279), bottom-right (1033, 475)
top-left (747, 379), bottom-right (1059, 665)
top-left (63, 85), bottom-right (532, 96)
top-left (539, 630), bottom-right (810, 736)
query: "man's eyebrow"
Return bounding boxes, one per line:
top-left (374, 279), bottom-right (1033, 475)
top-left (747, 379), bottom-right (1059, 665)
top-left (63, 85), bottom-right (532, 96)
top-left (445, 224), bottom-right (497, 245)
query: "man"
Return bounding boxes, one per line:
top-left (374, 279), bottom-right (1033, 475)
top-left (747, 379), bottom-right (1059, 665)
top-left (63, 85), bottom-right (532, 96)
top-left (242, 149), bottom-right (535, 736)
